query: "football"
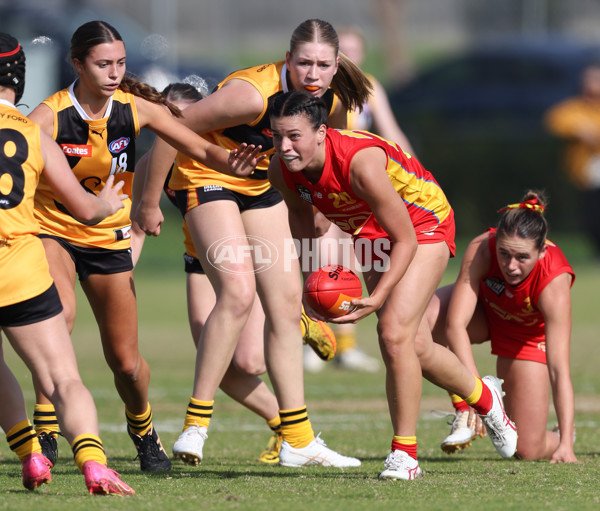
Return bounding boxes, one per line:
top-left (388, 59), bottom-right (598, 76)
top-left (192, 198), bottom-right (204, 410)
top-left (303, 265), bottom-right (362, 319)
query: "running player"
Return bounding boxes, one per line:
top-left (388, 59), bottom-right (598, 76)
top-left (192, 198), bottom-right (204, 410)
top-left (267, 90), bottom-right (518, 479)
top-left (26, 20), bottom-right (260, 472)
top-left (0, 32), bottom-right (133, 495)
top-left (135, 19), bottom-right (372, 468)
top-left (428, 191), bottom-right (578, 462)
top-left (132, 82), bottom-right (288, 464)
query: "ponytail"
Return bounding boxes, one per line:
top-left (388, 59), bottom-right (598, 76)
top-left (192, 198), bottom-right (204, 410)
top-left (497, 190), bottom-right (548, 250)
top-left (289, 19), bottom-right (372, 113)
top-left (120, 75), bottom-right (182, 118)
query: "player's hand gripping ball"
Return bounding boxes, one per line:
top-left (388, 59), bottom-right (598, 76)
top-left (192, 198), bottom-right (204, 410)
top-left (303, 265), bottom-right (362, 319)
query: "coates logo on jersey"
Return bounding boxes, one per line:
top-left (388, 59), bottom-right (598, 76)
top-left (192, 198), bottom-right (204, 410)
top-left (61, 144), bottom-right (92, 157)
top-left (109, 137), bottom-right (130, 154)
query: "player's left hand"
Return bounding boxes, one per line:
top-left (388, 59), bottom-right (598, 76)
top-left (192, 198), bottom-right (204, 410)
top-left (330, 295), bottom-right (381, 324)
top-left (550, 444), bottom-right (579, 463)
top-left (228, 143), bottom-right (266, 177)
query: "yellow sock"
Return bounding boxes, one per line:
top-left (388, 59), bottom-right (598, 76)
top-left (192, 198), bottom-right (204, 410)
top-left (183, 397), bottom-right (213, 430)
top-left (300, 307), bottom-right (309, 338)
top-left (335, 328), bottom-right (357, 353)
top-left (126, 403), bottom-right (152, 436)
top-left (33, 403), bottom-right (60, 436)
top-left (280, 406), bottom-right (314, 448)
top-left (7, 420), bottom-right (41, 460)
top-left (464, 377), bottom-right (483, 406)
top-left (267, 415), bottom-right (282, 435)
top-left (71, 434), bottom-right (107, 471)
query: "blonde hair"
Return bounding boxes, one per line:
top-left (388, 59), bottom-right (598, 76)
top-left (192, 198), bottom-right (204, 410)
top-left (289, 19), bottom-right (372, 112)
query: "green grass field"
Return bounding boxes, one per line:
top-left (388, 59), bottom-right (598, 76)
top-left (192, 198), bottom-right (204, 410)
top-left (2, 217), bottom-right (599, 510)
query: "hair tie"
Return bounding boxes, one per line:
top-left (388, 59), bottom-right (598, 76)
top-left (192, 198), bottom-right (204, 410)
top-left (498, 198), bottom-right (545, 213)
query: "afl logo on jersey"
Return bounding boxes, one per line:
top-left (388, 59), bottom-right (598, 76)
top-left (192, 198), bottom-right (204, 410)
top-left (109, 137), bottom-right (130, 154)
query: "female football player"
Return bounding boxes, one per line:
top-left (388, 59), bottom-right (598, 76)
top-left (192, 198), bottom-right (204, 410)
top-left (267, 90), bottom-right (518, 479)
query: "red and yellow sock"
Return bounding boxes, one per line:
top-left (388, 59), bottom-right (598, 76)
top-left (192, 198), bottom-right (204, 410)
top-left (279, 406), bottom-right (314, 448)
top-left (392, 435), bottom-right (417, 460)
top-left (126, 403), bottom-right (152, 436)
top-left (6, 420), bottom-right (41, 461)
top-left (183, 397), bottom-right (213, 430)
top-left (464, 377), bottom-right (492, 415)
top-left (71, 434), bottom-right (107, 471)
top-left (450, 393), bottom-right (469, 413)
top-left (33, 403), bottom-right (60, 436)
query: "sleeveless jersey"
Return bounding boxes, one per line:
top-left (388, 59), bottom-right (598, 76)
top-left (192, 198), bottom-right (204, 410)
top-left (33, 83), bottom-right (139, 249)
top-left (169, 60), bottom-right (337, 196)
top-left (281, 128), bottom-right (453, 243)
top-left (480, 228), bottom-right (575, 363)
top-left (347, 72), bottom-right (374, 131)
top-left (0, 101), bottom-right (53, 306)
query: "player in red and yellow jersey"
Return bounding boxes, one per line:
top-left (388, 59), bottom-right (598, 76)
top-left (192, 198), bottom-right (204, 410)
top-left (0, 32), bottom-right (133, 494)
top-left (305, 26), bottom-right (417, 373)
top-left (26, 21), bottom-right (260, 472)
top-left (268, 90), bottom-right (518, 480)
top-left (429, 191), bottom-right (578, 463)
top-left (135, 19), bottom-right (373, 469)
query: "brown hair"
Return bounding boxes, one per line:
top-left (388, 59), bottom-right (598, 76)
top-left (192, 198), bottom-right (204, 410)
top-left (496, 190), bottom-right (549, 251)
top-left (70, 20), bottom-right (181, 117)
top-left (270, 90), bottom-right (329, 131)
top-left (289, 19), bottom-right (372, 112)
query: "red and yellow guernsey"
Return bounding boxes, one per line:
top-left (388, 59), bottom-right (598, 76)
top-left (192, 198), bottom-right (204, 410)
top-left (281, 128), bottom-right (454, 248)
top-left (34, 83), bottom-right (139, 249)
top-left (481, 228), bottom-right (575, 363)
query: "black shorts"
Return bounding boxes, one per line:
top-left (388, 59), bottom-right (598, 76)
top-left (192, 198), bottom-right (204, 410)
top-left (173, 185), bottom-right (283, 217)
top-left (38, 235), bottom-right (133, 281)
top-left (183, 253), bottom-right (205, 274)
top-left (0, 283), bottom-right (63, 327)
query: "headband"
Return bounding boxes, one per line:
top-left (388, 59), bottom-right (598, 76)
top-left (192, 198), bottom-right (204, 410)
top-left (498, 198), bottom-right (545, 213)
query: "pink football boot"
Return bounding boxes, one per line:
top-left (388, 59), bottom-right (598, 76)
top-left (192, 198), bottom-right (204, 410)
top-left (22, 452), bottom-right (53, 490)
top-left (82, 460), bottom-right (135, 496)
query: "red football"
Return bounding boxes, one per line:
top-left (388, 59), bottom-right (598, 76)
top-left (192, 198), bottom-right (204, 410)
top-left (303, 265), bottom-right (362, 319)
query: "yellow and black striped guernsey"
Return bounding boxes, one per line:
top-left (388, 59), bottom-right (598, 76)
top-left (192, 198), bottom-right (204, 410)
top-left (169, 61), bottom-right (337, 196)
top-left (34, 83), bottom-right (139, 249)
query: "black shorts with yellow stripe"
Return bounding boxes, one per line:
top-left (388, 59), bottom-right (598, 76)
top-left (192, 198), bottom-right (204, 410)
top-left (173, 185), bottom-right (282, 217)
top-left (0, 283), bottom-right (63, 327)
top-left (38, 234), bottom-right (133, 281)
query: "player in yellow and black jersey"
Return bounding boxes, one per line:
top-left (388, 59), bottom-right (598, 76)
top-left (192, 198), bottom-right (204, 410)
top-left (0, 32), bottom-right (134, 494)
top-left (134, 19), bottom-right (372, 469)
top-left (27, 20), bottom-right (261, 472)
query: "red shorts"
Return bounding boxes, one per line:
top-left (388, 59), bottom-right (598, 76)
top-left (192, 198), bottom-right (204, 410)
top-left (491, 337), bottom-right (547, 364)
top-left (353, 209), bottom-right (456, 268)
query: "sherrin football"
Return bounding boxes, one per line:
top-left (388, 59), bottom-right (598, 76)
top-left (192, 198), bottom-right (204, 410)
top-left (303, 265), bottom-right (362, 319)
